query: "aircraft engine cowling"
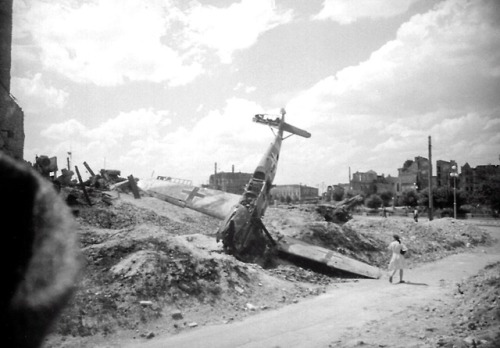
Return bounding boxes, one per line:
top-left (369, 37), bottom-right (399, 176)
top-left (217, 204), bottom-right (274, 266)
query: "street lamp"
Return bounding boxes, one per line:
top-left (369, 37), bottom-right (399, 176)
top-left (450, 165), bottom-right (458, 219)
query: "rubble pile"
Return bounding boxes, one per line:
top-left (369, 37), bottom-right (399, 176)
top-left (50, 198), bottom-right (332, 344)
top-left (346, 217), bottom-right (493, 266)
top-left (326, 261), bottom-right (500, 348)
top-left (443, 261), bottom-right (500, 347)
top-left (265, 207), bottom-right (492, 269)
top-left (45, 193), bottom-right (495, 347)
top-left (268, 264), bottom-right (344, 286)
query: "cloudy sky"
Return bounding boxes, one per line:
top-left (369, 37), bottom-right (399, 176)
top-left (11, 0), bottom-right (500, 191)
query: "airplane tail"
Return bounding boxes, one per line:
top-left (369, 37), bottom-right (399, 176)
top-left (253, 108), bottom-right (311, 138)
top-left (281, 121), bottom-right (311, 138)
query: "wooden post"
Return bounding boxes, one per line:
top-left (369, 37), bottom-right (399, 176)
top-left (428, 136), bottom-right (433, 221)
top-left (83, 161), bottom-right (96, 177)
top-left (127, 175), bottom-right (141, 199)
top-left (75, 165), bottom-right (92, 205)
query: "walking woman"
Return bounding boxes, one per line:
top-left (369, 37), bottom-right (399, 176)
top-left (388, 234), bottom-right (407, 283)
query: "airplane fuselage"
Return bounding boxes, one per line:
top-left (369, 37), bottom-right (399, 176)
top-left (216, 117), bottom-right (285, 264)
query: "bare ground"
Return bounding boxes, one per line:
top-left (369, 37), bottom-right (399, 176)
top-left (41, 191), bottom-right (498, 348)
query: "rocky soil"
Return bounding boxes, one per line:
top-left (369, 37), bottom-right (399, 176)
top-left (42, 191), bottom-right (497, 348)
top-left (328, 261), bottom-right (500, 348)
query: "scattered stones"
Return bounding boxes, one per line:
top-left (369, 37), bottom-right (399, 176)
top-left (245, 303), bottom-right (256, 311)
top-left (171, 310), bottom-right (183, 320)
top-left (49, 196), bottom-right (497, 347)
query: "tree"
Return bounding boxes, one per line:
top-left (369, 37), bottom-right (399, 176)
top-left (403, 160), bottom-right (414, 170)
top-left (401, 190), bottom-right (419, 207)
top-left (365, 194), bottom-right (383, 209)
top-left (379, 191), bottom-right (394, 207)
top-left (419, 187), bottom-right (468, 210)
top-left (332, 186), bottom-right (344, 201)
top-left (433, 187), bottom-right (451, 209)
top-left (471, 174), bottom-right (500, 213)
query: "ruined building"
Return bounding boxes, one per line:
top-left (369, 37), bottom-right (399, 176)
top-left (0, 0), bottom-right (24, 160)
top-left (461, 163), bottom-right (500, 195)
top-left (270, 184), bottom-right (319, 203)
top-left (350, 170), bottom-right (397, 196)
top-left (207, 164), bottom-right (252, 195)
top-left (436, 159), bottom-right (458, 188)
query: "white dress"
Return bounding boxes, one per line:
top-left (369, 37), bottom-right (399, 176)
top-left (388, 241), bottom-right (406, 271)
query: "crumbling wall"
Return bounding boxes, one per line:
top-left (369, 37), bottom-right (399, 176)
top-left (0, 91), bottom-right (24, 160)
top-left (0, 0), bottom-right (13, 91)
top-left (0, 0), bottom-right (24, 160)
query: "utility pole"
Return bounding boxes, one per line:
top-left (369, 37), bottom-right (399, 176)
top-left (451, 165), bottom-right (458, 219)
top-left (428, 136), bottom-right (433, 221)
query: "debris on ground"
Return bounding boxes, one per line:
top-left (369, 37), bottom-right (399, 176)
top-left (328, 261), bottom-right (500, 348)
top-left (442, 261), bottom-right (500, 348)
top-left (43, 188), bottom-right (495, 348)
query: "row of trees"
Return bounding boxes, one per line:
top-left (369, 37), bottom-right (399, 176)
top-left (350, 181), bottom-right (500, 216)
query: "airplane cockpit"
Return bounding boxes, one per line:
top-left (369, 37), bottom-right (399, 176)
top-left (241, 178), bottom-right (265, 208)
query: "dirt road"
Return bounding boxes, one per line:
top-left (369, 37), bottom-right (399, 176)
top-left (116, 225), bottom-right (499, 348)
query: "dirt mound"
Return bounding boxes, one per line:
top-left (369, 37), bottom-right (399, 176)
top-left (45, 198), bottom-right (494, 347)
top-left (441, 261), bottom-right (500, 347)
top-left (327, 258), bottom-right (500, 348)
top-left (48, 199), bottom-right (341, 346)
top-left (346, 217), bottom-right (493, 266)
top-left (265, 206), bottom-right (493, 268)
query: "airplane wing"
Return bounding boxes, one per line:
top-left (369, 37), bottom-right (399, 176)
top-left (138, 177), bottom-right (240, 220)
top-left (277, 236), bottom-right (382, 279)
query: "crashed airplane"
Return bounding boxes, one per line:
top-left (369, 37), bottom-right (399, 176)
top-left (139, 109), bottom-right (381, 279)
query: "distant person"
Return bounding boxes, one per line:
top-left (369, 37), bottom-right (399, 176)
top-left (413, 208), bottom-right (419, 222)
top-left (382, 207), bottom-right (387, 218)
top-left (387, 234), bottom-right (407, 283)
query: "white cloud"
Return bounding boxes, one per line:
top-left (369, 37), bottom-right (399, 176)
top-left (314, 0), bottom-right (419, 24)
top-left (284, 0), bottom-right (500, 183)
top-left (14, 0), bottom-right (202, 87)
top-left (13, 0), bottom-right (292, 86)
top-left (31, 99), bottom-right (281, 184)
top-left (290, 0), bottom-right (500, 123)
top-left (11, 73), bottom-right (69, 109)
top-left (234, 82), bottom-right (256, 93)
top-left (180, 0), bottom-right (293, 63)
top-left (42, 119), bottom-right (87, 140)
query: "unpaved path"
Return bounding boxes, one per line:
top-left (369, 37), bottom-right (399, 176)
top-left (116, 225), bottom-right (500, 348)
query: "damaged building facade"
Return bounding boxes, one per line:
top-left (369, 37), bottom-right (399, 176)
top-left (335, 157), bottom-right (459, 201)
top-left (270, 184), bottom-right (319, 203)
top-left (460, 163), bottom-right (500, 195)
top-left (206, 164), bottom-right (252, 195)
top-left (350, 170), bottom-right (397, 196)
top-left (0, 0), bottom-right (24, 161)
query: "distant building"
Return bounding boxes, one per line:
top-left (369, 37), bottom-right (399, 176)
top-left (460, 163), bottom-right (500, 195)
top-left (395, 157), bottom-right (458, 200)
top-left (436, 160), bottom-right (457, 188)
top-left (271, 184), bottom-right (318, 203)
top-left (0, 0), bottom-right (24, 160)
top-left (323, 184), bottom-right (347, 201)
top-left (396, 156), bottom-right (433, 195)
top-left (351, 170), bottom-right (377, 193)
top-left (206, 164), bottom-right (252, 195)
top-left (350, 170), bottom-right (396, 196)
